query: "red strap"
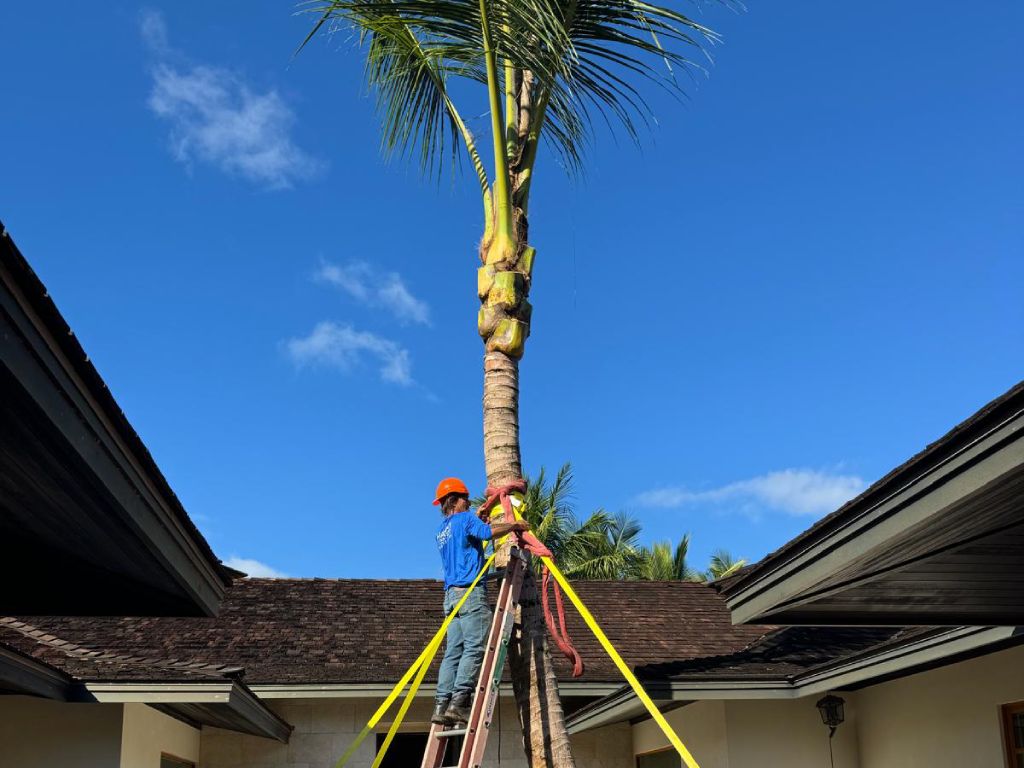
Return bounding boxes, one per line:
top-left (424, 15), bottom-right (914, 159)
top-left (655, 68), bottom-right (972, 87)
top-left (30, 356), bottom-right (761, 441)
top-left (482, 481), bottom-right (585, 678)
top-left (542, 567), bottom-right (585, 677)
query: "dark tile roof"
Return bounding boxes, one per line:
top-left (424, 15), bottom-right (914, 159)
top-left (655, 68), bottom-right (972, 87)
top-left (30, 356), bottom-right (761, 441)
top-left (723, 379), bottom-right (1024, 597)
top-left (0, 621), bottom-right (233, 683)
top-left (9, 579), bottom-right (770, 685)
top-left (634, 626), bottom-right (924, 682)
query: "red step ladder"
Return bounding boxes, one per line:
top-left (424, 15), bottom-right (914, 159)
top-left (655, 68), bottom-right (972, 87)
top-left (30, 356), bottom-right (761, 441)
top-left (421, 547), bottom-right (528, 768)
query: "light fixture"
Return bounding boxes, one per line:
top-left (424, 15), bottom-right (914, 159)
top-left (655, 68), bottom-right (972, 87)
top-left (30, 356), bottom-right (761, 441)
top-left (816, 694), bottom-right (845, 738)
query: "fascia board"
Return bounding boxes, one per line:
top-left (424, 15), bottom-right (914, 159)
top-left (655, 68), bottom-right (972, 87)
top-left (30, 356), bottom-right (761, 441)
top-left (84, 682), bottom-right (234, 703)
top-left (229, 683), bottom-right (293, 742)
top-left (728, 410), bottom-right (1024, 624)
top-left (83, 681), bottom-right (291, 742)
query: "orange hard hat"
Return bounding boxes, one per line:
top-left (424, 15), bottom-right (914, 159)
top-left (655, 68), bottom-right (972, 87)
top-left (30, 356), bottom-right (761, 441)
top-left (433, 477), bottom-right (470, 505)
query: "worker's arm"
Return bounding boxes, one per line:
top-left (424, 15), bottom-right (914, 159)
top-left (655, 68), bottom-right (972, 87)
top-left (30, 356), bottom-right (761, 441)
top-left (489, 519), bottom-right (529, 538)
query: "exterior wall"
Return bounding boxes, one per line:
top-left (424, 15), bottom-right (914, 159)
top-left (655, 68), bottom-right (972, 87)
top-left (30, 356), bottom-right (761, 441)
top-left (0, 696), bottom-right (124, 768)
top-left (724, 698), bottom-right (859, 768)
top-left (856, 643), bottom-right (1024, 768)
top-left (121, 702), bottom-right (201, 768)
top-left (630, 698), bottom-right (858, 768)
top-left (633, 701), bottom-right (729, 768)
top-left (199, 696), bottom-right (631, 768)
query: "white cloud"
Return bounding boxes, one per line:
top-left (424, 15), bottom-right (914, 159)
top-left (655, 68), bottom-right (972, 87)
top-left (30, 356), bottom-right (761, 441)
top-left (286, 321), bottom-right (413, 385)
top-left (315, 261), bottom-right (431, 326)
top-left (223, 556), bottom-right (288, 578)
top-left (635, 468), bottom-right (866, 517)
top-left (139, 8), bottom-right (169, 54)
top-left (141, 10), bottom-right (321, 189)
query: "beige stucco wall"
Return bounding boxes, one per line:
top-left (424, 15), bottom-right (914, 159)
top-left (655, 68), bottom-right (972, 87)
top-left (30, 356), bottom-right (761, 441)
top-left (121, 702), bottom-right (201, 768)
top-left (0, 696), bottom-right (124, 768)
top-left (200, 696), bottom-right (631, 768)
top-left (724, 698), bottom-right (859, 768)
top-left (630, 698), bottom-right (858, 768)
top-left (856, 643), bottom-right (1024, 768)
top-left (633, 701), bottom-right (729, 768)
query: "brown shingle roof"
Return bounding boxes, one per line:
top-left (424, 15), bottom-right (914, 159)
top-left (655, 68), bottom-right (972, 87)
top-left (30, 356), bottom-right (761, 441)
top-left (634, 625), bottom-right (916, 682)
top-left (0, 622), bottom-right (233, 683)
top-left (11, 579), bottom-right (770, 685)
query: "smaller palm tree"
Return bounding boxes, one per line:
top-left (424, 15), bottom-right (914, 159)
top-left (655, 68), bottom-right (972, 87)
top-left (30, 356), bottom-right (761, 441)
top-left (490, 464), bottom-right (746, 581)
top-left (705, 548), bottom-right (745, 581)
top-left (506, 464), bottom-right (643, 579)
top-left (633, 534), bottom-right (701, 581)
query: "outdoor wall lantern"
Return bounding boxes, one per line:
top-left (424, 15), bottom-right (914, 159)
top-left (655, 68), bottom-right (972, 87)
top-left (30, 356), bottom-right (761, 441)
top-left (816, 694), bottom-right (845, 738)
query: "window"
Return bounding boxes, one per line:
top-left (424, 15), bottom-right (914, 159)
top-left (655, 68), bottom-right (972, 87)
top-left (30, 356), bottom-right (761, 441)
top-left (1004, 702), bottom-right (1024, 768)
top-left (375, 732), bottom-right (460, 768)
top-left (637, 747), bottom-right (681, 768)
top-left (160, 755), bottom-right (194, 768)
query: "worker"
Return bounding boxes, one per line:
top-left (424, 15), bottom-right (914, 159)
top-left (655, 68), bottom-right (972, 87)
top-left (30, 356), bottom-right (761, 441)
top-left (432, 477), bottom-right (529, 726)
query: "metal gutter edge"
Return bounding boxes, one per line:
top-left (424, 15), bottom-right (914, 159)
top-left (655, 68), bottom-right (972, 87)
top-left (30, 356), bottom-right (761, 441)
top-left (248, 681), bottom-right (623, 699)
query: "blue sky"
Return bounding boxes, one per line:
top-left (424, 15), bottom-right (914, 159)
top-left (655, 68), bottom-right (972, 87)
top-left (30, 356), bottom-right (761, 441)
top-left (2, 2), bottom-right (1021, 580)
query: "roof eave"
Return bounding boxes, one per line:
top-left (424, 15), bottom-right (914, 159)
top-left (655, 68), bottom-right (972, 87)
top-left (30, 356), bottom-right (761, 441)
top-left (82, 680), bottom-right (292, 742)
top-left (724, 386), bottom-right (1024, 625)
top-left (566, 626), bottom-right (1021, 733)
top-left (0, 644), bottom-right (73, 700)
top-left (0, 222), bottom-right (230, 617)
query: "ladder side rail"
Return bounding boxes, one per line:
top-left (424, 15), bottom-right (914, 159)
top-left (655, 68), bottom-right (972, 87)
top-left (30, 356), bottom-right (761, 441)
top-left (459, 554), bottom-right (526, 768)
top-left (421, 721), bottom-right (448, 768)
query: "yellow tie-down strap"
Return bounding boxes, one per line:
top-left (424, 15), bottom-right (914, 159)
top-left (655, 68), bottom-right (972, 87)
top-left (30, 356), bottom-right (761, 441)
top-left (333, 553), bottom-right (496, 768)
top-left (506, 495), bottom-right (702, 768)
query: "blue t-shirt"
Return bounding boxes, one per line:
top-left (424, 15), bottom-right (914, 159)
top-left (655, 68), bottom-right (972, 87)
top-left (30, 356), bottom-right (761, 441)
top-left (436, 511), bottom-right (493, 589)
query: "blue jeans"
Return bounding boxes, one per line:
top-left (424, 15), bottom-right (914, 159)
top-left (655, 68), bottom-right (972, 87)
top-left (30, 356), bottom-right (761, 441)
top-left (436, 585), bottom-right (491, 702)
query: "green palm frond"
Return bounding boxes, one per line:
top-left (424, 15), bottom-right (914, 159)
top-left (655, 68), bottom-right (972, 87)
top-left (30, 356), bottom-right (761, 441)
top-left (516, 0), bottom-right (722, 184)
top-left (301, 0), bottom-right (724, 195)
top-left (707, 548), bottom-right (745, 581)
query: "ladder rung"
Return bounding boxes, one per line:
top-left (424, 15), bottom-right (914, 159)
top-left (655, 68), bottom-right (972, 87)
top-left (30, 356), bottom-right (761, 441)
top-left (436, 728), bottom-right (467, 738)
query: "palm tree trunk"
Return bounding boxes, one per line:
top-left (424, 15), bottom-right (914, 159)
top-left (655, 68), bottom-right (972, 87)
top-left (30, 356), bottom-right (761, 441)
top-left (506, 570), bottom-right (577, 768)
top-left (481, 252), bottom-right (577, 768)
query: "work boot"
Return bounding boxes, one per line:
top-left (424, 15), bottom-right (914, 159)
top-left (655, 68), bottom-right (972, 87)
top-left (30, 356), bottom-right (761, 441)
top-left (431, 697), bottom-right (451, 725)
top-left (444, 691), bottom-right (472, 725)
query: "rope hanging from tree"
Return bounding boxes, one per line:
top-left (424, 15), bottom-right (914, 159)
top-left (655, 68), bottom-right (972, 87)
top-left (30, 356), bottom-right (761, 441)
top-left (481, 480), bottom-right (585, 678)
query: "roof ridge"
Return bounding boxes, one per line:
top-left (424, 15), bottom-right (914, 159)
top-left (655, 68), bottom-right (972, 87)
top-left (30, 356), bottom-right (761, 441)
top-left (0, 617), bottom-right (234, 677)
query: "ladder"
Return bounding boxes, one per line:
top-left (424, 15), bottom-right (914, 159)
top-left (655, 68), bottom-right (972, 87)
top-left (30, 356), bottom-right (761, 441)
top-left (421, 546), bottom-right (528, 768)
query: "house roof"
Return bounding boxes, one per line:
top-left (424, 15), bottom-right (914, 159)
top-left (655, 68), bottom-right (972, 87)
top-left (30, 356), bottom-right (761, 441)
top-left (721, 380), bottom-right (1024, 625)
top-left (4, 577), bottom-right (890, 687)
top-left (1, 221), bottom-right (231, 616)
top-left (0, 621), bottom-right (291, 742)
top-left (565, 622), bottom-right (1023, 732)
top-left (634, 625), bottom-right (912, 681)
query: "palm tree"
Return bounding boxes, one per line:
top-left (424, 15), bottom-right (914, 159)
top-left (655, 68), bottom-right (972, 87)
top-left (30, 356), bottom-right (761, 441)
top-left (511, 465), bottom-right (644, 580)
top-left (633, 538), bottom-right (745, 582)
top-left (704, 547), bottom-right (745, 580)
top-left (301, 1), bottom-right (722, 763)
top-left (634, 534), bottom-right (700, 581)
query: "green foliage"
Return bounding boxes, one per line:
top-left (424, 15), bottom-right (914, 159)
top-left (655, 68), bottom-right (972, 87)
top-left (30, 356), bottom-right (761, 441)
top-left (509, 463), bottom-right (745, 581)
top-left (300, 0), bottom-right (722, 184)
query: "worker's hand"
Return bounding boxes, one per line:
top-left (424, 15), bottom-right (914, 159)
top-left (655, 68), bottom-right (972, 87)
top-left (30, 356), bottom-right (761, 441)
top-left (512, 520), bottom-right (530, 533)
